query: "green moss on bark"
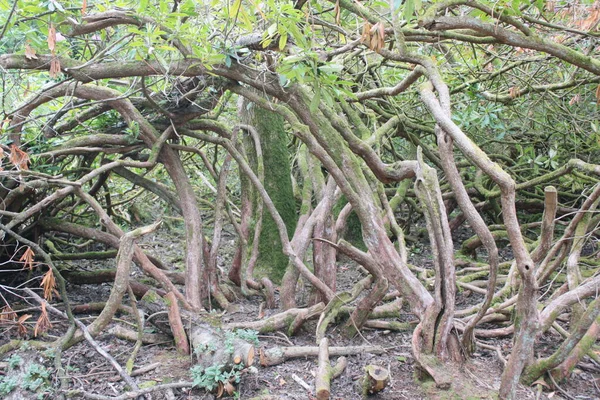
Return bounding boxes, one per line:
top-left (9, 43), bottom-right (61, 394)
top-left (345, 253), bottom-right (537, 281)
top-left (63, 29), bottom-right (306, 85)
top-left (333, 195), bottom-right (366, 251)
top-left (245, 103), bottom-right (297, 283)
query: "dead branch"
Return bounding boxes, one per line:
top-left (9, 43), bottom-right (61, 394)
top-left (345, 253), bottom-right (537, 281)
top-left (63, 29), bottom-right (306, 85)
top-left (24, 288), bottom-right (139, 392)
top-left (315, 338), bottom-right (348, 400)
top-left (259, 344), bottom-right (386, 367)
top-left (224, 302), bottom-right (325, 335)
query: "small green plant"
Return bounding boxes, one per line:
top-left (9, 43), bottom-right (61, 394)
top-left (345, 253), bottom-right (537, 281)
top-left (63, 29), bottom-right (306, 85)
top-left (19, 341), bottom-right (31, 351)
top-left (190, 363), bottom-right (243, 392)
top-left (233, 329), bottom-right (259, 346)
top-left (0, 376), bottom-right (18, 396)
top-left (191, 364), bottom-right (226, 391)
top-left (7, 354), bottom-right (23, 369)
top-left (42, 348), bottom-right (56, 360)
top-left (224, 331), bottom-right (236, 354)
top-left (223, 329), bottom-right (260, 355)
top-left (66, 365), bottom-right (80, 373)
top-left (22, 363), bottom-right (51, 392)
top-left (194, 342), bottom-right (218, 356)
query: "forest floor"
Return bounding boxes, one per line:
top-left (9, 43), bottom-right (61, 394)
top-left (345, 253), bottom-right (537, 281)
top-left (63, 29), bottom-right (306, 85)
top-left (1, 215), bottom-right (599, 399)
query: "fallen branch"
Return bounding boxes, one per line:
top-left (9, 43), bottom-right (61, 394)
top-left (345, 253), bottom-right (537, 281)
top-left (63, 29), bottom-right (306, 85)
top-left (224, 302), bottom-right (325, 335)
top-left (315, 338), bottom-right (348, 400)
top-left (292, 373), bottom-right (312, 393)
top-left (71, 381), bottom-right (193, 400)
top-left (108, 325), bottom-right (171, 344)
top-left (24, 288), bottom-right (139, 392)
top-left (363, 320), bottom-right (416, 331)
top-left (259, 344), bottom-right (385, 367)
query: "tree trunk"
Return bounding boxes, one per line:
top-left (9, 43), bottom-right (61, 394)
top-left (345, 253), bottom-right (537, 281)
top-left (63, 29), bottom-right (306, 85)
top-left (239, 99), bottom-right (297, 283)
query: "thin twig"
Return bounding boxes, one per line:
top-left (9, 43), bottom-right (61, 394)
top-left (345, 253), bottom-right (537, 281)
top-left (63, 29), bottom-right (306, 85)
top-left (23, 289), bottom-right (140, 392)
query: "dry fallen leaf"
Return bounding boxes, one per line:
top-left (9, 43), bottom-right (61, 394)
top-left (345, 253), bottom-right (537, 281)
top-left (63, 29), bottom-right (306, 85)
top-left (361, 21), bottom-right (372, 49)
top-left (25, 43), bottom-right (38, 60)
top-left (569, 94), bottom-right (581, 106)
top-left (223, 382), bottom-right (235, 395)
top-left (532, 378), bottom-right (549, 388)
top-left (0, 305), bottom-right (17, 322)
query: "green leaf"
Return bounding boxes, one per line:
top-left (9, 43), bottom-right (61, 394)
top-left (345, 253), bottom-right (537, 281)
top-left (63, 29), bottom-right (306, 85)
top-left (229, 0), bottom-right (242, 18)
top-left (267, 23), bottom-right (277, 37)
top-left (278, 33), bottom-right (288, 50)
top-left (318, 63), bottom-right (344, 74)
top-left (534, 0), bottom-right (545, 13)
top-left (159, 0), bottom-right (168, 14)
top-left (52, 0), bottom-right (65, 12)
top-left (403, 0), bottom-right (422, 20)
top-left (138, 0), bottom-right (149, 13)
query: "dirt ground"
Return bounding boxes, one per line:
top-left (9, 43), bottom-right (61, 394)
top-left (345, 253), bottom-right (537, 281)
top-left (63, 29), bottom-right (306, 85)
top-left (1, 219), bottom-right (599, 399)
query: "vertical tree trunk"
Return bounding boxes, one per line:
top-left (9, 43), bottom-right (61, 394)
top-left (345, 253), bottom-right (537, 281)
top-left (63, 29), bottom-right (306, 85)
top-left (239, 99), bottom-right (297, 283)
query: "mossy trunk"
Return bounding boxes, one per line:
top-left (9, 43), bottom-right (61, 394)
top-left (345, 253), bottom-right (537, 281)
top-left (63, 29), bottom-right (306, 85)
top-left (240, 100), bottom-right (297, 283)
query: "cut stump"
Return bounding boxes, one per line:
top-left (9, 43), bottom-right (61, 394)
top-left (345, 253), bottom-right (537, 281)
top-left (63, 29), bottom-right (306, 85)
top-left (361, 364), bottom-right (389, 396)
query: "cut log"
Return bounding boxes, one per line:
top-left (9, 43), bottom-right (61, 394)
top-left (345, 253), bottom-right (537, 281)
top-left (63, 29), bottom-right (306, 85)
top-left (316, 338), bottom-right (331, 400)
top-left (140, 290), bottom-right (255, 370)
top-left (361, 365), bottom-right (389, 396)
top-left (190, 327), bottom-right (255, 369)
top-left (315, 338), bottom-right (348, 400)
top-left (259, 344), bottom-right (385, 367)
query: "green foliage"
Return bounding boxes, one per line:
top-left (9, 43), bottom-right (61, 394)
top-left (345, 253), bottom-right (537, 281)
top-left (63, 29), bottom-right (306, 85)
top-left (231, 329), bottom-right (260, 347)
top-left (191, 329), bottom-right (257, 394)
top-left (42, 348), bottom-right (56, 360)
top-left (0, 376), bottom-right (18, 396)
top-left (194, 341), bottom-right (218, 356)
top-left (22, 363), bottom-right (51, 392)
top-left (18, 342), bottom-right (31, 351)
top-left (125, 120), bottom-right (141, 141)
top-left (221, 328), bottom-right (259, 355)
top-left (190, 363), bottom-right (243, 392)
top-left (7, 354), bottom-right (22, 369)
